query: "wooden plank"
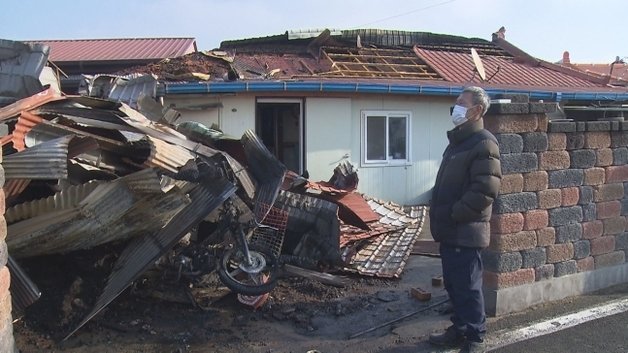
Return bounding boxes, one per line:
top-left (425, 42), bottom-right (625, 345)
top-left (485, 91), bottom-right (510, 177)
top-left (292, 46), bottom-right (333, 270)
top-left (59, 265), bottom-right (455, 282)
top-left (283, 264), bottom-right (350, 287)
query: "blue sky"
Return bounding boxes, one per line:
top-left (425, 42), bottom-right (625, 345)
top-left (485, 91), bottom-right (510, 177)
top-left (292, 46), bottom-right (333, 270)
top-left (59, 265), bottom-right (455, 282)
top-left (1, 0), bottom-right (626, 63)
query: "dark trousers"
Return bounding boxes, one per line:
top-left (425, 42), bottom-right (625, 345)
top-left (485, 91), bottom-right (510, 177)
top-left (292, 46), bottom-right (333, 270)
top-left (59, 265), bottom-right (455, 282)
top-left (440, 244), bottom-right (486, 342)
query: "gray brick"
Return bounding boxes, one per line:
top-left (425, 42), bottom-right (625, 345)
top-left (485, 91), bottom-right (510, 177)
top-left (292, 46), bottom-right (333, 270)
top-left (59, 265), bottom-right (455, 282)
top-left (500, 153), bottom-right (538, 174)
top-left (535, 264), bottom-right (554, 281)
top-left (612, 147), bottom-right (628, 166)
top-left (555, 260), bottom-right (578, 277)
top-left (612, 121), bottom-right (621, 131)
top-left (625, 182), bottom-right (628, 198)
top-left (622, 199), bottom-right (628, 216)
top-left (529, 103), bottom-right (557, 114)
top-left (496, 134), bottom-right (524, 154)
top-left (616, 233), bottom-right (628, 250)
top-left (570, 149), bottom-right (596, 169)
top-left (582, 203), bottom-right (597, 222)
top-left (494, 192), bottom-right (538, 214)
top-left (574, 240), bottom-right (591, 259)
top-left (548, 169), bottom-right (584, 188)
top-left (521, 247), bottom-right (547, 268)
top-left (482, 251), bottom-right (522, 273)
top-left (522, 132), bottom-right (548, 152)
top-left (576, 121), bottom-right (586, 132)
top-left (578, 186), bottom-right (594, 205)
top-left (0, 165), bottom-right (4, 189)
top-left (566, 132), bottom-right (585, 150)
top-left (549, 206), bottom-right (583, 226)
top-left (549, 122), bottom-right (576, 133)
top-left (487, 103), bottom-right (530, 115)
top-left (586, 121), bottom-right (611, 131)
top-left (495, 93), bottom-right (530, 103)
top-left (621, 121), bottom-right (628, 131)
top-left (555, 223), bottom-right (583, 243)
top-left (611, 131), bottom-right (628, 148)
top-left (0, 242), bottom-right (6, 268)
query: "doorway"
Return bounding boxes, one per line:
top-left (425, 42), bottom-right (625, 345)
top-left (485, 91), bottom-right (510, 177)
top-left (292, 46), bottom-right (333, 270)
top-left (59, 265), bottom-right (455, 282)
top-left (256, 98), bottom-right (304, 174)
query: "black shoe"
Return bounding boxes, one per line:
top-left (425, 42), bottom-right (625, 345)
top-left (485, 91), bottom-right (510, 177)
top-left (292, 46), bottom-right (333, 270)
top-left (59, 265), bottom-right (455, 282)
top-left (428, 326), bottom-right (465, 347)
top-left (458, 340), bottom-right (487, 353)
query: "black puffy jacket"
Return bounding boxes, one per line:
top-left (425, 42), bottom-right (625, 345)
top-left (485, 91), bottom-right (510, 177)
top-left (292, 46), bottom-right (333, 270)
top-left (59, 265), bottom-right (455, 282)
top-left (430, 119), bottom-right (502, 248)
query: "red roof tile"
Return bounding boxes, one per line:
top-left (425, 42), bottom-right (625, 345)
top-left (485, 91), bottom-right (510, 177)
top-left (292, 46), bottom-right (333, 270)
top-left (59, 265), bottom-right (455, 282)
top-left (414, 47), bottom-right (603, 89)
top-left (26, 38), bottom-right (196, 62)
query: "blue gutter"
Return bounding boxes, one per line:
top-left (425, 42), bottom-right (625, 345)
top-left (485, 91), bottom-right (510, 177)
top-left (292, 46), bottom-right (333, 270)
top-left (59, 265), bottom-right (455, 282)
top-left (161, 81), bottom-right (628, 102)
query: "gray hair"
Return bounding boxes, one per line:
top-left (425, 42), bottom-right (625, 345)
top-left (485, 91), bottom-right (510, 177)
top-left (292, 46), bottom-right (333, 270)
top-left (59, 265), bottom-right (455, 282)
top-left (463, 86), bottom-right (491, 115)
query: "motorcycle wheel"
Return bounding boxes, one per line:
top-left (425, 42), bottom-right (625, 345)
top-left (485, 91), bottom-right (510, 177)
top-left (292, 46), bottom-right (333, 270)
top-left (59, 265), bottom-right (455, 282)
top-left (218, 246), bottom-right (278, 296)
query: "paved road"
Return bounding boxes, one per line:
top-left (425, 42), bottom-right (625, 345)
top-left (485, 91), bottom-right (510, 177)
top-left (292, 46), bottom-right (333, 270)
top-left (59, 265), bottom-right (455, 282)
top-left (493, 310), bottom-right (628, 353)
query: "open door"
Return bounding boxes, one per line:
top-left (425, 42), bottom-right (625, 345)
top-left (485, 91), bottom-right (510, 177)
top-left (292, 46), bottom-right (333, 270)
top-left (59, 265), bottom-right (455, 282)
top-left (255, 98), bottom-right (304, 174)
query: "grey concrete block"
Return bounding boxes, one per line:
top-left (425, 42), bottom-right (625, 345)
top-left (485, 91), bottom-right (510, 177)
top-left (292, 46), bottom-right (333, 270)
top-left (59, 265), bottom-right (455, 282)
top-left (494, 192), bottom-right (538, 214)
top-left (574, 240), bottom-right (591, 259)
top-left (535, 264), bottom-right (554, 281)
top-left (495, 93), bottom-right (530, 103)
top-left (529, 103), bottom-right (557, 114)
top-left (548, 169), bottom-right (584, 188)
top-left (622, 199), bottom-right (628, 216)
top-left (487, 103), bottom-right (530, 115)
top-left (521, 247), bottom-right (547, 268)
top-left (555, 260), bottom-right (578, 277)
top-left (522, 132), bottom-right (549, 152)
top-left (0, 242), bottom-right (6, 268)
top-left (0, 165), bottom-right (4, 189)
top-left (578, 186), bottom-right (594, 205)
top-left (483, 251), bottom-right (522, 273)
top-left (570, 149), bottom-right (596, 169)
top-left (549, 122), bottom-right (576, 133)
top-left (566, 132), bottom-right (585, 150)
top-left (549, 206), bottom-right (583, 227)
top-left (501, 153), bottom-right (538, 174)
top-left (625, 182), bottom-right (628, 198)
top-left (576, 121), bottom-right (586, 132)
top-left (582, 203), bottom-right (597, 222)
top-left (611, 131), bottom-right (628, 148)
top-left (621, 121), bottom-right (628, 131)
top-left (615, 233), bottom-right (628, 250)
top-left (555, 223), bottom-right (583, 243)
top-left (611, 121), bottom-right (621, 131)
top-left (496, 134), bottom-right (524, 154)
top-left (612, 147), bottom-right (628, 166)
top-left (586, 121), bottom-right (611, 131)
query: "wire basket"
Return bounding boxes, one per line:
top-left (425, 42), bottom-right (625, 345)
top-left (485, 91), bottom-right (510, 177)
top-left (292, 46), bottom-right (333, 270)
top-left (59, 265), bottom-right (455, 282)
top-left (249, 203), bottom-right (289, 258)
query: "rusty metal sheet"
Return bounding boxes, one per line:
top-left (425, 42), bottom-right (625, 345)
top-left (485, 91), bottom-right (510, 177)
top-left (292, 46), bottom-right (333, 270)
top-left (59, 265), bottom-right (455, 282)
top-left (3, 135), bottom-right (73, 180)
top-left (2, 179), bottom-right (31, 199)
top-left (0, 87), bottom-right (64, 121)
top-left (6, 169), bottom-right (183, 258)
top-left (12, 111), bottom-right (43, 151)
top-left (5, 180), bottom-right (101, 224)
top-left (66, 177), bottom-right (237, 339)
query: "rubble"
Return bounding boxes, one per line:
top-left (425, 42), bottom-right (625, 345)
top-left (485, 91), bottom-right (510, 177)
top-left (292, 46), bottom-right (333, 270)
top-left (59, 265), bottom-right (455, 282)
top-left (1, 39), bottom-right (428, 344)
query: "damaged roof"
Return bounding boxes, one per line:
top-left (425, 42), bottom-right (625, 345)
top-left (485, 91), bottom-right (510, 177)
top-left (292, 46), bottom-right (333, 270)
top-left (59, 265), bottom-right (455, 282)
top-left (25, 38), bottom-right (197, 62)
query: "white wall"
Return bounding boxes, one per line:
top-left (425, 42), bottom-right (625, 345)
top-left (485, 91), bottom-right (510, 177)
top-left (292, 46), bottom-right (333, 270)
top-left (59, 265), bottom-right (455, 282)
top-left (305, 98), bottom-right (352, 181)
top-left (165, 93), bottom-right (453, 205)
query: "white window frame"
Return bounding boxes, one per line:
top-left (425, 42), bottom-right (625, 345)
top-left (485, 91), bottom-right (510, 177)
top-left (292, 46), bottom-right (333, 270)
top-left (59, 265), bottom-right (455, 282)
top-left (361, 110), bottom-right (412, 167)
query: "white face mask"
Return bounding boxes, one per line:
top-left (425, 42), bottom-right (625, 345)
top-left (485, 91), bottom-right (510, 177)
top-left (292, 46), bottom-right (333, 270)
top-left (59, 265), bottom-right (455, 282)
top-left (451, 105), bottom-right (468, 126)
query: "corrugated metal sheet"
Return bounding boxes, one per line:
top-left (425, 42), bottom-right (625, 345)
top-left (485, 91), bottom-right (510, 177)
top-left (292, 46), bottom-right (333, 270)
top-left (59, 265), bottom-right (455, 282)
top-left (66, 178), bottom-right (237, 339)
top-left (12, 111), bottom-right (43, 151)
top-left (414, 47), bottom-right (602, 89)
top-left (5, 180), bottom-right (101, 224)
top-left (2, 179), bottom-right (31, 199)
top-left (0, 39), bottom-right (49, 104)
top-left (107, 74), bottom-right (158, 108)
top-left (6, 169), bottom-right (187, 258)
top-left (241, 130), bottom-right (287, 222)
top-left (3, 135), bottom-right (72, 180)
top-left (0, 87), bottom-right (63, 122)
top-left (144, 136), bottom-right (196, 173)
top-left (234, 54), bottom-right (331, 78)
top-left (8, 256), bottom-right (41, 313)
top-left (25, 38), bottom-right (196, 62)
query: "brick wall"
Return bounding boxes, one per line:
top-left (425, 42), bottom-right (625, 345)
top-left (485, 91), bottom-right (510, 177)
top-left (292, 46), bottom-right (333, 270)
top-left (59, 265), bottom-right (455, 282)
top-left (0, 150), bottom-right (16, 351)
top-left (483, 103), bottom-right (628, 292)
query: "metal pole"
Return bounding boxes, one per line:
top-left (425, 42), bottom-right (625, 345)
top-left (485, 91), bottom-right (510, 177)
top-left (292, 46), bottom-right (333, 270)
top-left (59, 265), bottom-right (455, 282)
top-left (348, 298), bottom-right (449, 339)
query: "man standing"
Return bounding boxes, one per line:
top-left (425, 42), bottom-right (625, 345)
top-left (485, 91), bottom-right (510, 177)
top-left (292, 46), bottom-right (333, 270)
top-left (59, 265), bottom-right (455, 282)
top-left (428, 86), bottom-right (502, 353)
